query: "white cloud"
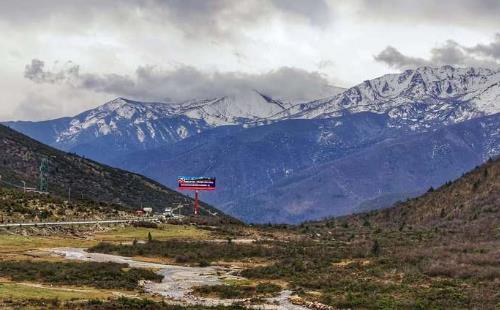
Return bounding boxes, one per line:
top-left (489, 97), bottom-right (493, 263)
top-left (359, 0), bottom-right (500, 29)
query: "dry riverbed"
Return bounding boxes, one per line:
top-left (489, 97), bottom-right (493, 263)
top-left (51, 247), bottom-right (309, 309)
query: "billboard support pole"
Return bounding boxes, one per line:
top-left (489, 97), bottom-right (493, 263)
top-left (194, 190), bottom-right (199, 215)
top-left (177, 176), bottom-right (215, 216)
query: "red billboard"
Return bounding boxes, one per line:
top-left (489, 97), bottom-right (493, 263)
top-left (177, 176), bottom-right (216, 191)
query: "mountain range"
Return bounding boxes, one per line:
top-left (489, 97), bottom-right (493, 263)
top-left (5, 66), bottom-right (500, 223)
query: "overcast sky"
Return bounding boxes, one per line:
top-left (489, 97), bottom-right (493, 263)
top-left (1, 0), bottom-right (499, 121)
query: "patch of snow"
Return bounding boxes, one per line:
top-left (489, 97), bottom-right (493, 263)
top-left (136, 126), bottom-right (145, 143)
top-left (176, 125), bottom-right (188, 139)
top-left (146, 122), bottom-right (156, 139)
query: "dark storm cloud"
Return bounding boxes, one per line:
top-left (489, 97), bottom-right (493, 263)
top-left (374, 46), bottom-right (430, 69)
top-left (146, 0), bottom-right (244, 38)
top-left (24, 59), bottom-right (80, 83)
top-left (359, 0), bottom-right (500, 27)
top-left (134, 0), bottom-right (333, 38)
top-left (0, 1), bottom-right (128, 27)
top-left (0, 0), bottom-right (332, 38)
top-left (374, 34), bottom-right (500, 69)
top-left (270, 0), bottom-right (330, 26)
top-left (25, 59), bottom-right (137, 95)
top-left (466, 33), bottom-right (500, 59)
top-left (24, 59), bottom-right (335, 101)
top-left (24, 59), bottom-right (47, 82)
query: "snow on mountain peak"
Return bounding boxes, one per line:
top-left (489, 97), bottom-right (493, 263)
top-left (100, 97), bottom-right (130, 111)
top-left (53, 89), bottom-right (292, 146)
top-left (42, 66), bottom-right (500, 147)
top-left (271, 66), bottom-right (500, 129)
top-left (180, 89), bottom-right (289, 126)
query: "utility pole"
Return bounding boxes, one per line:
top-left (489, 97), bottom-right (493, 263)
top-left (68, 180), bottom-right (73, 204)
top-left (39, 157), bottom-right (49, 193)
top-left (194, 190), bottom-right (199, 215)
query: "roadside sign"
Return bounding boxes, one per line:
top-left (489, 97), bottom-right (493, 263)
top-left (177, 176), bottom-right (216, 191)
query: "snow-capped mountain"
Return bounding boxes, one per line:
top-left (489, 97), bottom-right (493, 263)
top-left (270, 66), bottom-right (500, 129)
top-left (5, 98), bottom-right (210, 163)
top-left (58, 98), bottom-right (202, 145)
top-left (7, 66), bottom-right (499, 159)
top-left (53, 91), bottom-right (288, 147)
top-left (178, 89), bottom-right (294, 125)
top-left (4, 91), bottom-right (295, 162)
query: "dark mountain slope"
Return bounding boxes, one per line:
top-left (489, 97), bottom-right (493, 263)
top-left (111, 113), bottom-right (405, 208)
top-left (2, 117), bottom-right (71, 147)
top-left (227, 113), bottom-right (499, 223)
top-left (0, 124), bottom-right (226, 218)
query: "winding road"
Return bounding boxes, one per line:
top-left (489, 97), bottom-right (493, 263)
top-left (0, 217), bottom-right (157, 228)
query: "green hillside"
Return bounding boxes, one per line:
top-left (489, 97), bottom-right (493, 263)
top-left (333, 156), bottom-right (500, 237)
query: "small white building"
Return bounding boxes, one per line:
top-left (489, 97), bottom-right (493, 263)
top-left (163, 207), bottom-right (174, 217)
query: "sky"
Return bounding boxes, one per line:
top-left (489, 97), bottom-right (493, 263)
top-left (1, 0), bottom-right (499, 121)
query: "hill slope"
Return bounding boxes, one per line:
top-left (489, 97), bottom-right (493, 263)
top-left (333, 156), bottom-right (499, 237)
top-left (0, 124), bottom-right (225, 218)
top-left (289, 158), bottom-right (500, 308)
top-left (371, 156), bottom-right (499, 232)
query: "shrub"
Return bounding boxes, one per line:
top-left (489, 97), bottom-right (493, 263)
top-left (83, 297), bottom-right (248, 309)
top-left (193, 283), bottom-right (280, 299)
top-left (89, 240), bottom-right (284, 263)
top-left (371, 240), bottom-right (380, 257)
top-left (0, 260), bottom-right (162, 290)
top-left (132, 221), bottom-right (158, 229)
